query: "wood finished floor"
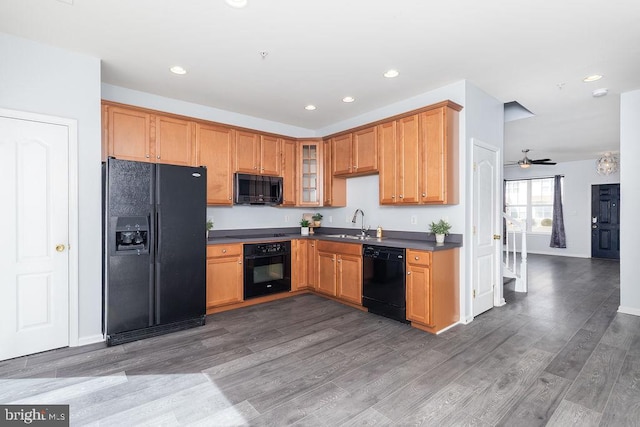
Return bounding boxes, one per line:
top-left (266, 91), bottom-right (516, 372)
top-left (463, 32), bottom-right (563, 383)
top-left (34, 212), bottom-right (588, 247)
top-left (1, 254), bottom-right (638, 426)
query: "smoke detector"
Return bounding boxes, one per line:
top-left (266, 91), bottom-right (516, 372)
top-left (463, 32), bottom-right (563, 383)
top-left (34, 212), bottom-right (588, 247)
top-left (592, 88), bottom-right (608, 98)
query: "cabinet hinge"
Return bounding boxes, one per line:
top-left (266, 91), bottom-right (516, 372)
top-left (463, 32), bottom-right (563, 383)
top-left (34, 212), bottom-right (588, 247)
top-left (473, 226), bottom-right (476, 235)
top-left (473, 289), bottom-right (476, 298)
top-left (473, 162), bottom-right (477, 172)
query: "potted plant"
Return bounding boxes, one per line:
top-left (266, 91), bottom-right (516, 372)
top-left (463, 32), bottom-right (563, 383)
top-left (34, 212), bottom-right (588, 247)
top-left (300, 218), bottom-right (311, 236)
top-left (206, 219), bottom-right (214, 239)
top-left (429, 219), bottom-right (451, 244)
top-left (312, 213), bottom-right (323, 227)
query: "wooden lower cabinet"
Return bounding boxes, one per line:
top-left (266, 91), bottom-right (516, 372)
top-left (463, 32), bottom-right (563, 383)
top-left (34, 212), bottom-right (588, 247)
top-left (406, 248), bottom-right (459, 333)
top-left (291, 239), bottom-right (309, 291)
top-left (315, 241), bottom-right (362, 304)
top-left (206, 244), bottom-right (243, 309)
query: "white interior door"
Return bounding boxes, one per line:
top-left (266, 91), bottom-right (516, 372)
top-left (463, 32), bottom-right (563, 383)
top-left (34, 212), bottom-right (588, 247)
top-left (0, 114), bottom-right (70, 361)
top-left (472, 140), bottom-right (502, 317)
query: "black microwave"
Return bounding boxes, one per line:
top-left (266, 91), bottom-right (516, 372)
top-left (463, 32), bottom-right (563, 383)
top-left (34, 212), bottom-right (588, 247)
top-left (234, 173), bottom-right (283, 205)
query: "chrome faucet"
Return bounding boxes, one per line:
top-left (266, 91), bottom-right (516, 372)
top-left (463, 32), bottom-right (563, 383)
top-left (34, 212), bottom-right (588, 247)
top-left (352, 209), bottom-right (366, 236)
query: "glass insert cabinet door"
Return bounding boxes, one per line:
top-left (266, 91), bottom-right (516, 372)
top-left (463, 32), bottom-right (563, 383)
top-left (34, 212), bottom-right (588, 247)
top-left (300, 142), bottom-right (320, 205)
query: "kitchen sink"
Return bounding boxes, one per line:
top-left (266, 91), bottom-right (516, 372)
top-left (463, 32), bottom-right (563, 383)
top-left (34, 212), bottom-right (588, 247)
top-left (324, 234), bottom-right (381, 240)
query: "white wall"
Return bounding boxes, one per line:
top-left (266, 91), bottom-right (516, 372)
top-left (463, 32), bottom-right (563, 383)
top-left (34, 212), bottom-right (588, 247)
top-left (620, 89), bottom-right (640, 316)
top-left (504, 159), bottom-right (619, 258)
top-left (0, 33), bottom-right (103, 342)
top-left (462, 81), bottom-right (505, 322)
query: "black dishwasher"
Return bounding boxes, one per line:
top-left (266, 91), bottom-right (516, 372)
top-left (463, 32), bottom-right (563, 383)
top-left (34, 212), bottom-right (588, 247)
top-left (362, 245), bottom-right (408, 323)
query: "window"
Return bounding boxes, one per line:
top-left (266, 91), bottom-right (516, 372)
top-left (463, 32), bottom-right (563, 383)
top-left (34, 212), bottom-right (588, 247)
top-left (505, 177), bottom-right (559, 234)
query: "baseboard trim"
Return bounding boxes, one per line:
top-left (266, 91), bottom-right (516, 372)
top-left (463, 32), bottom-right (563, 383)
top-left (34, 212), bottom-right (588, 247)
top-left (76, 334), bottom-right (105, 347)
top-left (618, 306), bottom-right (640, 317)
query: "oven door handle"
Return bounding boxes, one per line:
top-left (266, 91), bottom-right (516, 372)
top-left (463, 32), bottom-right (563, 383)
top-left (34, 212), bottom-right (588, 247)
top-left (244, 252), bottom-right (290, 260)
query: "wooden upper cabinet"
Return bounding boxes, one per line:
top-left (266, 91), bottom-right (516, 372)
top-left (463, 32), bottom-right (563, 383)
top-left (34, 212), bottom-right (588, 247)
top-left (234, 131), bottom-right (281, 176)
top-left (155, 115), bottom-right (193, 166)
top-left (104, 103), bottom-right (195, 166)
top-left (106, 106), bottom-right (151, 162)
top-left (420, 106), bottom-right (459, 204)
top-left (323, 139), bottom-right (346, 207)
top-left (352, 126), bottom-right (378, 174)
top-left (378, 121), bottom-right (398, 205)
top-left (332, 134), bottom-right (353, 176)
top-left (260, 135), bottom-right (282, 176)
top-left (397, 114), bottom-right (421, 204)
top-left (195, 123), bottom-right (235, 205)
top-left (332, 127), bottom-right (378, 177)
top-left (281, 138), bottom-right (297, 206)
top-left (235, 130), bottom-right (260, 173)
top-left (298, 140), bottom-right (321, 206)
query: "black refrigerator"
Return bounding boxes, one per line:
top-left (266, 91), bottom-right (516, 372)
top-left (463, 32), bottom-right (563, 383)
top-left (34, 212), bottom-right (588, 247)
top-left (103, 158), bottom-right (207, 346)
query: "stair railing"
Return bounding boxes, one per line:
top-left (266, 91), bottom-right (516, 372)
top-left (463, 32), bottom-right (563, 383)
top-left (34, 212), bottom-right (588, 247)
top-left (503, 212), bottom-right (528, 293)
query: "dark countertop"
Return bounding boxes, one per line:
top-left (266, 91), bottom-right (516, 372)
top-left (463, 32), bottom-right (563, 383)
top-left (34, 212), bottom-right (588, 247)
top-left (207, 227), bottom-right (462, 252)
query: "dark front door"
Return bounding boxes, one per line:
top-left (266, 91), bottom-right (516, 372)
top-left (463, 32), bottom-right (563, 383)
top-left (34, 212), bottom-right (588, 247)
top-left (591, 184), bottom-right (620, 259)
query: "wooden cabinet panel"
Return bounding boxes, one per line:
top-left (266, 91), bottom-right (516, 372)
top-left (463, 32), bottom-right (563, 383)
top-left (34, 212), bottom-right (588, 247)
top-left (352, 126), bottom-right (378, 174)
top-left (107, 106), bottom-right (151, 162)
top-left (291, 239), bottom-right (308, 291)
top-left (281, 138), bottom-right (297, 206)
top-left (323, 139), bottom-right (346, 207)
top-left (196, 123), bottom-right (235, 205)
top-left (235, 130), bottom-right (259, 173)
top-left (378, 121), bottom-right (397, 205)
top-left (332, 134), bottom-right (353, 176)
top-left (406, 262), bottom-right (432, 326)
top-left (406, 248), bottom-right (459, 333)
top-left (260, 135), bottom-right (281, 176)
top-left (156, 116), bottom-right (193, 166)
top-left (206, 243), bottom-right (243, 309)
top-left (316, 250), bottom-right (337, 296)
top-left (420, 106), bottom-right (459, 204)
top-left (397, 114), bottom-right (421, 204)
top-left (308, 240), bottom-right (318, 290)
top-left (337, 253), bottom-right (362, 305)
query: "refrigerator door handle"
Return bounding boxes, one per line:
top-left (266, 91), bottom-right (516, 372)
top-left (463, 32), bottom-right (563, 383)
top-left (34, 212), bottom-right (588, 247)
top-left (155, 210), bottom-right (161, 324)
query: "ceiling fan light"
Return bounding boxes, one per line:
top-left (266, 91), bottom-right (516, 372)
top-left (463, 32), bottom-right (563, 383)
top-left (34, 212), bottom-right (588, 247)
top-left (519, 163), bottom-right (531, 169)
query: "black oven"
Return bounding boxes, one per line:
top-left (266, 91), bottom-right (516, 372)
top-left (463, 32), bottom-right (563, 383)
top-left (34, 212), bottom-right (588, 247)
top-left (243, 241), bottom-right (291, 299)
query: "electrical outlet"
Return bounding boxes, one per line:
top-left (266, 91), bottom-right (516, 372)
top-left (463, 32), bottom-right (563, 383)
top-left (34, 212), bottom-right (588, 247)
top-left (346, 215), bottom-right (352, 223)
top-left (410, 215), bottom-right (418, 225)
top-left (284, 215), bottom-right (289, 222)
top-left (329, 215), bottom-right (333, 223)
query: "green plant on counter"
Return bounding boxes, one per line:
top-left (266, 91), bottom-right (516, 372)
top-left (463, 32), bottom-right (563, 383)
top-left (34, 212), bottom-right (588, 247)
top-left (206, 219), bottom-right (214, 231)
top-left (300, 219), bottom-right (311, 227)
top-left (429, 219), bottom-right (452, 235)
top-left (312, 213), bottom-right (323, 221)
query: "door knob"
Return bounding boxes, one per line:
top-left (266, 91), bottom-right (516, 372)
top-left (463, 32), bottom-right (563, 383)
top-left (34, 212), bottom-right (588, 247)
top-left (56, 244), bottom-right (65, 252)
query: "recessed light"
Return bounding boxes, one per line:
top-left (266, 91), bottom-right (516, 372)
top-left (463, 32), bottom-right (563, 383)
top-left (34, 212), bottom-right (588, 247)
top-left (225, 0), bottom-right (247, 8)
top-left (592, 88), bottom-right (608, 98)
top-left (170, 66), bottom-right (187, 75)
top-left (342, 96), bottom-right (355, 103)
top-left (383, 69), bottom-right (399, 78)
top-left (305, 105), bottom-right (316, 111)
top-left (583, 74), bottom-right (603, 82)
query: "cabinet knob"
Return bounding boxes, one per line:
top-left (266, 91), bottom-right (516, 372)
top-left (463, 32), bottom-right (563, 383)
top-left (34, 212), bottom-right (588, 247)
top-left (238, 261), bottom-right (242, 264)
top-left (422, 193), bottom-right (426, 197)
top-left (399, 195), bottom-right (404, 198)
top-left (391, 195), bottom-right (395, 199)
top-left (222, 249), bottom-right (227, 253)
top-left (254, 166), bottom-right (257, 170)
top-left (145, 154), bottom-right (150, 158)
top-left (407, 271), bottom-right (411, 275)
top-left (415, 256), bottom-right (419, 260)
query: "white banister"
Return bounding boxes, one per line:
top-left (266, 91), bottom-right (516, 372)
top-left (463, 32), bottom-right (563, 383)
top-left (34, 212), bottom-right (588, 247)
top-left (502, 212), bottom-right (528, 293)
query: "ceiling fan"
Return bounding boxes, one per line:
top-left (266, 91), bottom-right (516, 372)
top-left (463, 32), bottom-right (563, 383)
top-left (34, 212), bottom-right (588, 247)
top-left (507, 149), bottom-right (557, 168)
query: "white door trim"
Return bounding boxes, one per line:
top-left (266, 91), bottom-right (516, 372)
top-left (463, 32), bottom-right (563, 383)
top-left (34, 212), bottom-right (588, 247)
top-left (0, 108), bottom-right (79, 347)
top-left (471, 138), bottom-right (505, 311)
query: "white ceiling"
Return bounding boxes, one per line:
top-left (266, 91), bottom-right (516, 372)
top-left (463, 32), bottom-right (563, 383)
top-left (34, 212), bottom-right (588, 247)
top-left (2, 0), bottom-right (639, 164)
